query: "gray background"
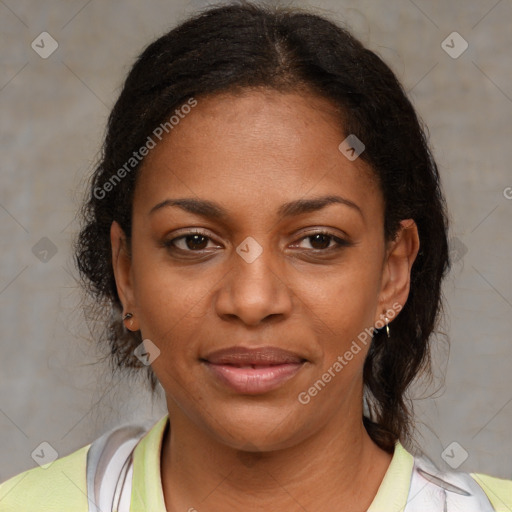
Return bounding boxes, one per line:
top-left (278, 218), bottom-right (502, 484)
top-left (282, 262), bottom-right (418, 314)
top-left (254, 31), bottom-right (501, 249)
top-left (1, 0), bottom-right (511, 483)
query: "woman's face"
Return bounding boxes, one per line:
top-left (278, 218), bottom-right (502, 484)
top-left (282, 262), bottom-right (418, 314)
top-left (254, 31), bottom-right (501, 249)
top-left (112, 89), bottom-right (418, 451)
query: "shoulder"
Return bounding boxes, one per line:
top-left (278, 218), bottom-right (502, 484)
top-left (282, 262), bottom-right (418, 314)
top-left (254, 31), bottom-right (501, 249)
top-left (471, 472), bottom-right (512, 512)
top-left (0, 443), bottom-right (91, 512)
top-left (401, 444), bottom-right (512, 512)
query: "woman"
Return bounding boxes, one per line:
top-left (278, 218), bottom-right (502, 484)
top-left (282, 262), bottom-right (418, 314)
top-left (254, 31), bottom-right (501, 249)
top-left (1, 2), bottom-right (510, 511)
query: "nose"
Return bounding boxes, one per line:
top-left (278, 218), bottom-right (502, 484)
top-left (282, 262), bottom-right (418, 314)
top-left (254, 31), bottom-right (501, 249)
top-left (214, 239), bottom-right (294, 327)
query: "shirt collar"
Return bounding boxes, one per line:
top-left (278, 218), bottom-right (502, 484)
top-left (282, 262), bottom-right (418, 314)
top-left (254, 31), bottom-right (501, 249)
top-left (130, 414), bottom-right (168, 511)
top-left (130, 414), bottom-right (414, 512)
top-left (367, 441), bottom-right (414, 511)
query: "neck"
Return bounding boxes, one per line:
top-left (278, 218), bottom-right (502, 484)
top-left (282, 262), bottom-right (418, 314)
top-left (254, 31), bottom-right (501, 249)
top-left (160, 402), bottom-right (393, 512)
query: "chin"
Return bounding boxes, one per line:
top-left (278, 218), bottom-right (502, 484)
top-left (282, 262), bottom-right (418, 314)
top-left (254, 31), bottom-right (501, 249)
top-left (202, 402), bottom-right (314, 452)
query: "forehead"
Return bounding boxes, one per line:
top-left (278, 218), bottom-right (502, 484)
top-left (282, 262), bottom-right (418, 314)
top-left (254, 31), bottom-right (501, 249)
top-left (134, 89), bottom-right (382, 221)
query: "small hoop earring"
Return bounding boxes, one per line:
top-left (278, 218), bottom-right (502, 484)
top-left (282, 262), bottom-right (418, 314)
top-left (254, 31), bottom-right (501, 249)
top-left (385, 317), bottom-right (390, 338)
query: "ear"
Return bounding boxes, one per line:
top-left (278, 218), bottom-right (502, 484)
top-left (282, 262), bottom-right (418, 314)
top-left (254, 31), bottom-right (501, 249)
top-left (375, 219), bottom-right (420, 324)
top-left (111, 221), bottom-right (139, 331)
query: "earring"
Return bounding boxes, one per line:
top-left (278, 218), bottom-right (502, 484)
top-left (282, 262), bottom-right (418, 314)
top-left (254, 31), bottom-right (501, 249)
top-left (385, 317), bottom-right (390, 338)
top-left (123, 312), bottom-right (134, 328)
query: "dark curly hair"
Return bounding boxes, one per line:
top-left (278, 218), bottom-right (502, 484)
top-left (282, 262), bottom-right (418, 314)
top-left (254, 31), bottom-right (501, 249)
top-left (75, 1), bottom-right (450, 453)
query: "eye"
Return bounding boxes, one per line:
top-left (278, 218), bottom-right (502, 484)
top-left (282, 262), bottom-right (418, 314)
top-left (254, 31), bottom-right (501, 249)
top-left (292, 231), bottom-right (350, 251)
top-left (164, 230), bottom-right (221, 252)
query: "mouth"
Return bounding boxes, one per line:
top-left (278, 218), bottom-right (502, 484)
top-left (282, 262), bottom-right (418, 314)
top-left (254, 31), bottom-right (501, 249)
top-left (201, 346), bottom-right (307, 395)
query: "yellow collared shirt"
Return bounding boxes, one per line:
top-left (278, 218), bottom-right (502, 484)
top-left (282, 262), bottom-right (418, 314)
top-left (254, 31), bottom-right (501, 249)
top-left (1, 414), bottom-right (511, 511)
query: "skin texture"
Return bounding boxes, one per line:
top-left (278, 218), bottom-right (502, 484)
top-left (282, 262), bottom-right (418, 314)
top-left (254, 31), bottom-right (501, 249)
top-left (111, 89), bottom-right (420, 511)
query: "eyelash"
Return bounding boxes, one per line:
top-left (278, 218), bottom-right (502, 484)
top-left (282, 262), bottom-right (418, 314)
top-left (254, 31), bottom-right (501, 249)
top-left (163, 229), bottom-right (351, 255)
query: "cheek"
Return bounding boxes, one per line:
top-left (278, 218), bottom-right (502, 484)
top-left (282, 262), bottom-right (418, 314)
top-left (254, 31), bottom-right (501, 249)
top-left (132, 266), bottom-right (206, 394)
top-left (135, 277), bottom-right (208, 349)
top-left (299, 257), bottom-right (382, 341)
top-left (129, 246), bottom-right (199, 346)
top-left (132, 235), bottom-right (214, 318)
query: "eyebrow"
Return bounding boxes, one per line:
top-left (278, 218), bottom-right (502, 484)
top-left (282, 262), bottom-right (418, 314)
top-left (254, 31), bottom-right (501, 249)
top-left (149, 195), bottom-right (363, 221)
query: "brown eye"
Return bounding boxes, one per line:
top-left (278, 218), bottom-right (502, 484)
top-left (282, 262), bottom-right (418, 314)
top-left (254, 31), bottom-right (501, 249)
top-left (307, 233), bottom-right (333, 250)
top-left (293, 231), bottom-right (349, 251)
top-left (164, 231), bottom-right (220, 253)
top-left (182, 234), bottom-right (209, 251)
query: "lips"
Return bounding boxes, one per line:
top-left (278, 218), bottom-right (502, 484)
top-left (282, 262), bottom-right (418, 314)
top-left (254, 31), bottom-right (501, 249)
top-left (202, 346), bottom-right (306, 394)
